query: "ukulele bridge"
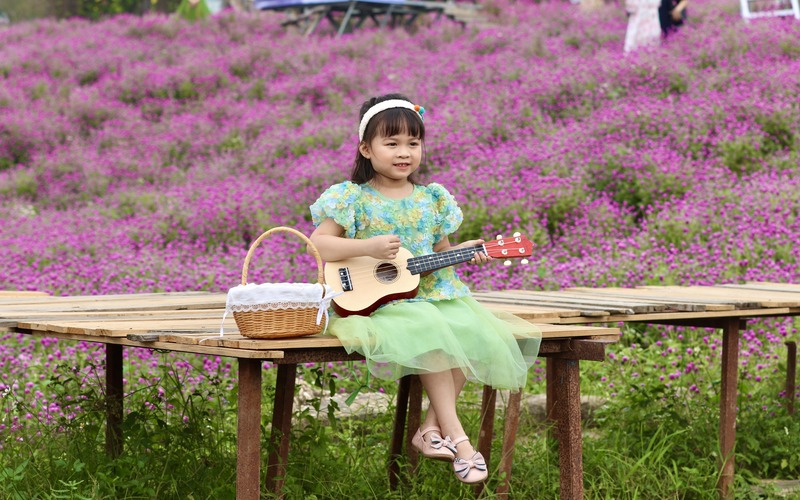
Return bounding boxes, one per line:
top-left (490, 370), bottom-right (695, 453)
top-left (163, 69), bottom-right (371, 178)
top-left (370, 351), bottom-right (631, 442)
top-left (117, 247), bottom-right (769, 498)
top-left (337, 268), bottom-right (353, 292)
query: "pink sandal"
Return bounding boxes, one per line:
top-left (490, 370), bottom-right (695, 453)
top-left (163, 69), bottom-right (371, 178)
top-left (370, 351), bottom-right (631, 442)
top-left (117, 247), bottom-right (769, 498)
top-left (450, 436), bottom-right (488, 483)
top-left (411, 426), bottom-right (457, 462)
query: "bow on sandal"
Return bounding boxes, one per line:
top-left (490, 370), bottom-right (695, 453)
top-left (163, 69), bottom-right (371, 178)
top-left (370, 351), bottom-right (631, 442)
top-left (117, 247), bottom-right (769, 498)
top-left (451, 436), bottom-right (488, 483)
top-left (411, 426), bottom-right (457, 462)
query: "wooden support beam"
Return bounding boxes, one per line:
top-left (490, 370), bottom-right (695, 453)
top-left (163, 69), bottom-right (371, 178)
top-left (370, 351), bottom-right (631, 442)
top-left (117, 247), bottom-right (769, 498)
top-left (406, 376), bottom-right (423, 472)
top-left (551, 358), bottom-right (583, 500)
top-left (237, 358), bottom-right (263, 500)
top-left (717, 319), bottom-right (742, 500)
top-left (389, 375), bottom-right (411, 489)
top-left (266, 363), bottom-right (297, 496)
top-left (475, 385), bottom-right (497, 497)
top-left (105, 344), bottom-right (123, 458)
top-left (496, 390), bottom-right (523, 497)
top-left (786, 341), bottom-right (797, 415)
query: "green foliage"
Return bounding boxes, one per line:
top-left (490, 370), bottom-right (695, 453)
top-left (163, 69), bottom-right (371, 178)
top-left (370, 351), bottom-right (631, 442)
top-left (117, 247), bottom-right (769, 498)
top-left (0, 128), bottom-right (34, 169)
top-left (12, 170), bottom-right (38, 198)
top-left (0, 0), bottom-right (164, 21)
top-left (101, 191), bottom-right (161, 219)
top-left (719, 138), bottom-right (761, 177)
top-left (718, 111), bottom-right (797, 177)
top-left (71, 0), bottom-right (182, 19)
top-left (246, 78), bottom-right (266, 101)
top-left (779, 38), bottom-right (800, 59)
top-left (735, 366), bottom-right (800, 481)
top-left (585, 148), bottom-right (690, 217)
top-left (543, 187), bottom-right (587, 239)
top-left (757, 112), bottom-right (796, 154)
top-left (1, 352), bottom-right (240, 498)
top-left (217, 131), bottom-right (246, 153)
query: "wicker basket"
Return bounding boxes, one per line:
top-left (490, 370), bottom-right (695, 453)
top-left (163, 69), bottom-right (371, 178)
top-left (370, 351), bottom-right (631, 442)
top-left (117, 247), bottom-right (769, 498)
top-left (231, 226), bottom-right (328, 339)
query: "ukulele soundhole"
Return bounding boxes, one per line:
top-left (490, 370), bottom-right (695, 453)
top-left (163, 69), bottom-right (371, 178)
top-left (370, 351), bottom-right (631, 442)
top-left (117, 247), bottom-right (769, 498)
top-left (374, 262), bottom-right (399, 284)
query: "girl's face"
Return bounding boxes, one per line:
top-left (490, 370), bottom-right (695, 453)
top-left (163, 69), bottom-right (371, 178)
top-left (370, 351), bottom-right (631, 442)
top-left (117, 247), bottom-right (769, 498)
top-left (359, 132), bottom-right (422, 185)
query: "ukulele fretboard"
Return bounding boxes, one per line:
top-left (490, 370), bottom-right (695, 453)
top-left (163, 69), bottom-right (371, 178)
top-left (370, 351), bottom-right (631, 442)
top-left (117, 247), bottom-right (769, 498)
top-left (406, 245), bottom-right (484, 275)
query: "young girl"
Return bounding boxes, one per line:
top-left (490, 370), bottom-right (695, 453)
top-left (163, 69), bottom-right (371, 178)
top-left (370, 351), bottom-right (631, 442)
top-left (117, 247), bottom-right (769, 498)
top-left (309, 93), bottom-right (541, 484)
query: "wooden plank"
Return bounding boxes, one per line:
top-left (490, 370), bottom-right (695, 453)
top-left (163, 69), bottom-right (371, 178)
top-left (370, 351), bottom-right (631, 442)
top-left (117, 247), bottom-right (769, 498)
top-left (567, 287), bottom-right (737, 311)
top-left (562, 288), bottom-right (705, 312)
top-left (480, 303), bottom-right (583, 320)
top-left (17, 317), bottom-right (237, 337)
top-left (527, 307), bottom-right (792, 325)
top-left (128, 324), bottom-right (619, 349)
top-left (0, 291), bottom-right (214, 304)
top-left (475, 293), bottom-right (613, 316)
top-left (585, 286), bottom-right (741, 309)
top-left (639, 286), bottom-right (798, 308)
top-left (0, 293), bottom-right (226, 314)
top-left (27, 331), bottom-right (284, 359)
top-left (742, 282), bottom-right (800, 292)
top-left (0, 291), bottom-right (51, 297)
top-left (493, 290), bottom-right (669, 313)
top-left (538, 324), bottom-right (620, 338)
top-left (721, 283), bottom-right (800, 295)
top-left (0, 311), bottom-right (226, 327)
top-left (480, 292), bottom-right (636, 315)
top-left (696, 286), bottom-right (800, 305)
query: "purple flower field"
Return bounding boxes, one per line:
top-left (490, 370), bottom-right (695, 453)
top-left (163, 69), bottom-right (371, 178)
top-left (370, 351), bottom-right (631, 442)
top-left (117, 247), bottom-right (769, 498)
top-left (1, 0), bottom-right (799, 490)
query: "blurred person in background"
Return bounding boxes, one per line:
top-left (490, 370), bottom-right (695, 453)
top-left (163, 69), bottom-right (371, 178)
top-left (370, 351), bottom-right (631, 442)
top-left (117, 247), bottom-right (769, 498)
top-left (176, 0), bottom-right (211, 20)
top-left (659, 0), bottom-right (688, 36)
top-left (624, 0), bottom-right (662, 53)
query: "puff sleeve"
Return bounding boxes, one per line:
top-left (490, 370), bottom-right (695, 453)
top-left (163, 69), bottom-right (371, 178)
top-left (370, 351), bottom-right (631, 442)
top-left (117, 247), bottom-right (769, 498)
top-left (428, 183), bottom-right (463, 244)
top-left (310, 181), bottom-right (362, 238)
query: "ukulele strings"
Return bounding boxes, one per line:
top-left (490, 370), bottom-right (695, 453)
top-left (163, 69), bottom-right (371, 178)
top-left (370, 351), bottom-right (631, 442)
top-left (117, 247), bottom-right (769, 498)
top-left (333, 241), bottom-right (527, 281)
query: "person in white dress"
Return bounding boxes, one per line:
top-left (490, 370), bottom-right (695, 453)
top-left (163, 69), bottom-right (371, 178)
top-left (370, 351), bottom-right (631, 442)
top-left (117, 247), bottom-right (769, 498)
top-left (624, 0), bottom-right (663, 53)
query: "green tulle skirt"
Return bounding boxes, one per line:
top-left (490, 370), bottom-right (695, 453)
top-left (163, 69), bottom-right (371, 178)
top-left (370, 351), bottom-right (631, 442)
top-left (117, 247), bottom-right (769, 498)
top-left (327, 296), bottom-right (541, 391)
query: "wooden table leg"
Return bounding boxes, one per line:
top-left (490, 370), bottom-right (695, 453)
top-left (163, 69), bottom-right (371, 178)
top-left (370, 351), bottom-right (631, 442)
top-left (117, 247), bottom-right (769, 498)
top-left (477, 385), bottom-right (498, 462)
top-left (786, 341), bottom-right (797, 415)
top-left (551, 357), bottom-right (583, 500)
top-left (546, 359), bottom-right (556, 422)
top-left (237, 358), bottom-right (263, 500)
top-left (266, 363), bottom-right (297, 496)
top-left (389, 375), bottom-right (411, 489)
top-left (717, 319), bottom-right (741, 500)
top-left (105, 344), bottom-right (123, 458)
top-left (406, 375), bottom-right (423, 472)
top-left (496, 390), bottom-right (522, 497)
top-left (475, 385), bottom-right (497, 497)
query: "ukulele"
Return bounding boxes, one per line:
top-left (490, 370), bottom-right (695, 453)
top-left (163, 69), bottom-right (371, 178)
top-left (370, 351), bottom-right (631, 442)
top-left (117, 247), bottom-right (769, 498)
top-left (324, 233), bottom-right (534, 317)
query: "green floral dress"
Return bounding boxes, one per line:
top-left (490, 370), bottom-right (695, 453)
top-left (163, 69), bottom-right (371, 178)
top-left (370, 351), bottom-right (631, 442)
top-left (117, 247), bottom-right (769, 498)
top-left (310, 181), bottom-right (540, 390)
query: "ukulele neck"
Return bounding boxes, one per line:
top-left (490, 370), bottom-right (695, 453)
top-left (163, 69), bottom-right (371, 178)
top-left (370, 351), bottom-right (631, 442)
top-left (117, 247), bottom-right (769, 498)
top-left (406, 245), bottom-right (484, 275)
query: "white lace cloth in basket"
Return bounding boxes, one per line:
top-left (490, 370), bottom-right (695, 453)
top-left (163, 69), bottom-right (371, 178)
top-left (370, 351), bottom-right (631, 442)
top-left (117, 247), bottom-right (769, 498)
top-left (216, 282), bottom-right (339, 338)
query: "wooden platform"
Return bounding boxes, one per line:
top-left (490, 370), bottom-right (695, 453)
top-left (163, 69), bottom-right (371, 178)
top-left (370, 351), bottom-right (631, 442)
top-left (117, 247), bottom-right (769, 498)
top-left (1, 290), bottom-right (619, 500)
top-left (7, 282), bottom-right (796, 498)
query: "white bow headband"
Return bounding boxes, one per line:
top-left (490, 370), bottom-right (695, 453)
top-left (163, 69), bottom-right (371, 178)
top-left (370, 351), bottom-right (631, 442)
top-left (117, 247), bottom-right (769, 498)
top-left (358, 99), bottom-right (425, 141)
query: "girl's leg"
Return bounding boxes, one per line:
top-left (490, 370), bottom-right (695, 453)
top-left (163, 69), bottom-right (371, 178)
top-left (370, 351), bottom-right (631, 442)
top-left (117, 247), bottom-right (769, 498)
top-left (420, 368), bottom-right (466, 430)
top-left (418, 370), bottom-right (475, 459)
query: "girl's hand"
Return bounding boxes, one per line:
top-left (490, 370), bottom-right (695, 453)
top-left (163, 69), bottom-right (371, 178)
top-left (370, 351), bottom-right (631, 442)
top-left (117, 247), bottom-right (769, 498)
top-left (369, 234), bottom-right (402, 260)
top-left (457, 239), bottom-right (492, 265)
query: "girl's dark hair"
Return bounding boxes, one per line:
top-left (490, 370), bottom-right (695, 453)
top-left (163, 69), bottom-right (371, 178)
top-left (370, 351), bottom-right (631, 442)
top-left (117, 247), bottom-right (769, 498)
top-left (351, 93), bottom-right (426, 185)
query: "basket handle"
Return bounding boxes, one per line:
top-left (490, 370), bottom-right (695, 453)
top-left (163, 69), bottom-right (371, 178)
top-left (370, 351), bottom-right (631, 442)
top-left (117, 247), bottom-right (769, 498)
top-left (241, 226), bottom-right (325, 286)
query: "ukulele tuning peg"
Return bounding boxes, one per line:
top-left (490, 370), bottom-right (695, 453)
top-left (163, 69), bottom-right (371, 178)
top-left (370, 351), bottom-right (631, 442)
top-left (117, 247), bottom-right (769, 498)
top-left (503, 260), bottom-right (512, 266)
top-left (496, 234), bottom-right (503, 240)
top-left (520, 259), bottom-right (529, 265)
top-left (513, 232), bottom-right (521, 237)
